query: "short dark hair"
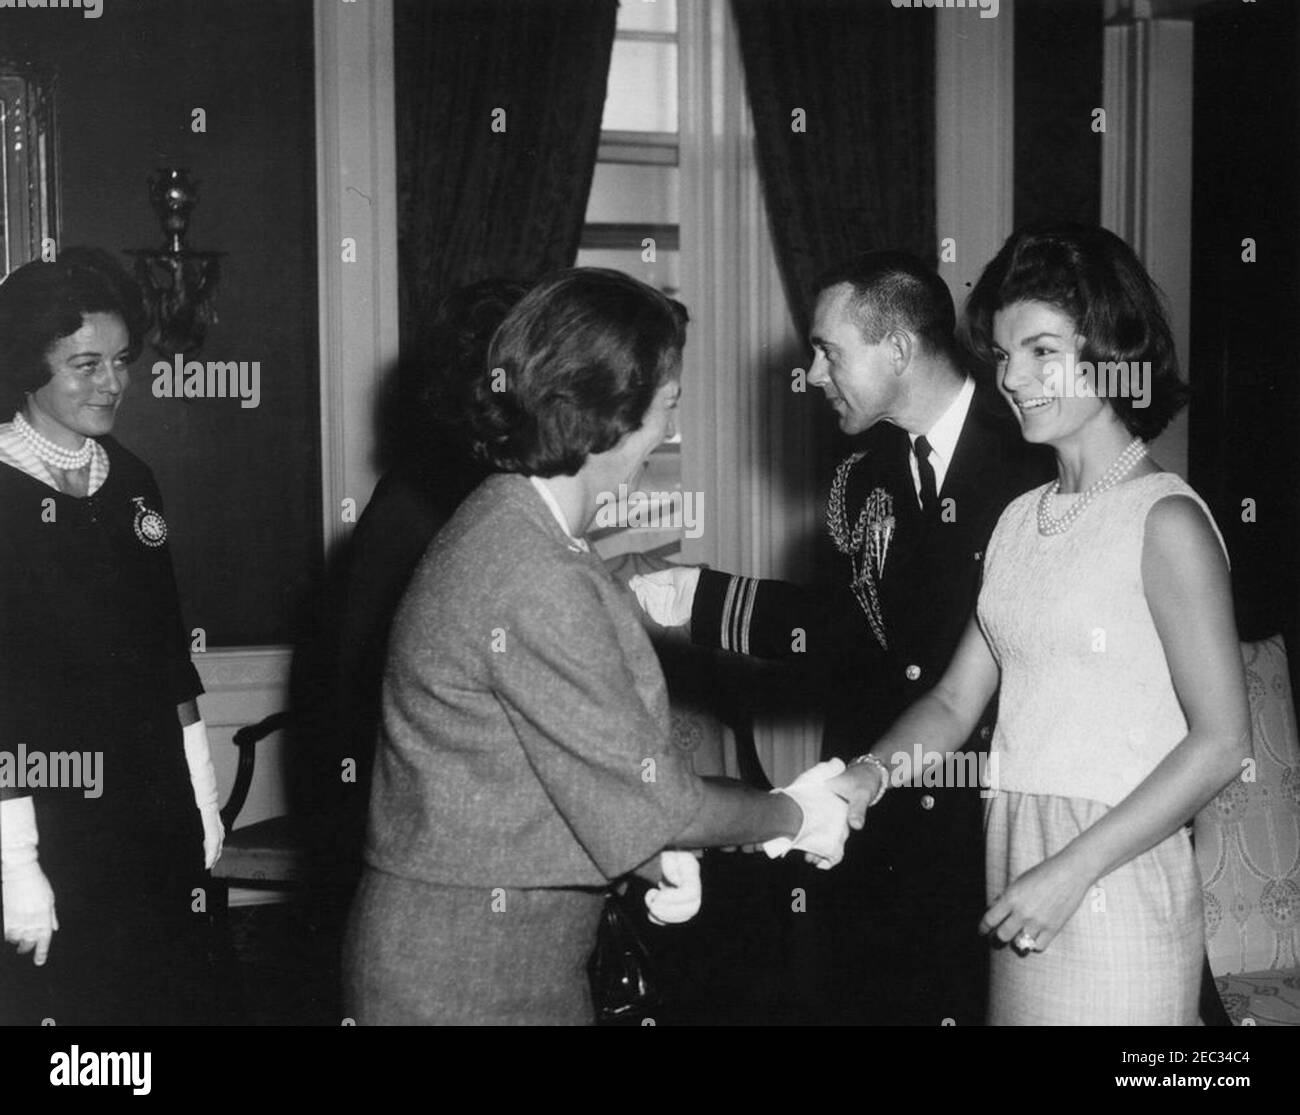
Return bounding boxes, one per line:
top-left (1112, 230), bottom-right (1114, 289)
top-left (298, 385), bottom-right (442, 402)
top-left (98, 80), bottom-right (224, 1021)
top-left (962, 222), bottom-right (1187, 440)
top-left (814, 250), bottom-right (957, 360)
top-left (384, 277), bottom-right (529, 489)
top-left (472, 268), bottom-right (688, 476)
top-left (397, 277), bottom-right (528, 464)
top-left (0, 247), bottom-right (148, 416)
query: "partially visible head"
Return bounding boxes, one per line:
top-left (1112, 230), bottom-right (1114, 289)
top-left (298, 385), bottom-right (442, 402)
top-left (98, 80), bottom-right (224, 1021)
top-left (0, 248), bottom-right (147, 441)
top-left (397, 277), bottom-right (528, 478)
top-left (963, 222), bottom-right (1186, 444)
top-left (474, 267), bottom-right (687, 477)
top-left (808, 250), bottom-right (957, 434)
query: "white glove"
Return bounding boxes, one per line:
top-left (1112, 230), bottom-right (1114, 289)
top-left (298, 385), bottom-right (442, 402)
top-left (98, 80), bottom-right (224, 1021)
top-left (628, 566), bottom-right (701, 627)
top-left (183, 720), bottom-right (225, 870)
top-left (763, 758), bottom-right (851, 869)
top-left (1, 795), bottom-right (58, 966)
top-left (645, 849), bottom-right (702, 925)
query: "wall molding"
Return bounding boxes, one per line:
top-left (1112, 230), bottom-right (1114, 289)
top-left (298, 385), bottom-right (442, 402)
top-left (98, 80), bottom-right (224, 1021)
top-left (934, 2), bottom-right (1015, 310)
top-left (1102, 15), bottom-right (1193, 479)
top-left (677, 0), bottom-right (819, 784)
top-left (192, 646), bottom-right (292, 694)
top-left (314, 0), bottom-right (400, 555)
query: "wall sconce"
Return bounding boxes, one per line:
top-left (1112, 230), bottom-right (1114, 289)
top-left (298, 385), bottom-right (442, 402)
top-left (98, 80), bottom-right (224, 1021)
top-left (126, 169), bottom-right (224, 357)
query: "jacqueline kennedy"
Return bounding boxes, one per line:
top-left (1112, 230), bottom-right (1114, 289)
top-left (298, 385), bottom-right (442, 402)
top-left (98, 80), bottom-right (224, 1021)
top-left (344, 268), bottom-right (848, 1025)
top-left (830, 225), bottom-right (1250, 1024)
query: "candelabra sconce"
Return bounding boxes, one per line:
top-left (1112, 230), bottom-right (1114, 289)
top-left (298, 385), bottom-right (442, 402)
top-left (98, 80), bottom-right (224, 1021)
top-left (126, 169), bottom-right (224, 357)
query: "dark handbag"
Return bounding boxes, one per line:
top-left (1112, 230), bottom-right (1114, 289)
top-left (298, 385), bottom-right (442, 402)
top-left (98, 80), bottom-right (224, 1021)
top-left (588, 886), bottom-right (662, 1024)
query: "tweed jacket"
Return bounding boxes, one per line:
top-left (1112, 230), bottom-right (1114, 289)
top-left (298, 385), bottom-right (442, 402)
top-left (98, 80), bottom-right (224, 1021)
top-left (364, 472), bottom-right (704, 890)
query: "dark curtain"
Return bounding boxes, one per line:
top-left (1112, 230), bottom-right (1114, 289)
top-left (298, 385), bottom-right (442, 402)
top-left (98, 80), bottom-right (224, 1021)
top-left (393, 0), bottom-right (617, 353)
top-left (285, 0), bottom-right (614, 939)
top-left (1013, 0), bottom-right (1103, 228)
top-left (1189, 0), bottom-right (1300, 688)
top-left (731, 0), bottom-right (935, 335)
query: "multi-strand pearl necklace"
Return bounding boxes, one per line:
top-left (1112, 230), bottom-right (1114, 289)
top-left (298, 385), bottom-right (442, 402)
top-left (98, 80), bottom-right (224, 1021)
top-left (1037, 436), bottom-right (1148, 536)
top-left (13, 411), bottom-right (94, 471)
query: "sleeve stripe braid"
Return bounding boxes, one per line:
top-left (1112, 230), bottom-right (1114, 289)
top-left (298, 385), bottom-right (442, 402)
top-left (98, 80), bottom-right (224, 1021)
top-left (719, 574), bottom-right (759, 655)
top-left (720, 575), bottom-right (740, 652)
top-left (738, 576), bottom-right (758, 656)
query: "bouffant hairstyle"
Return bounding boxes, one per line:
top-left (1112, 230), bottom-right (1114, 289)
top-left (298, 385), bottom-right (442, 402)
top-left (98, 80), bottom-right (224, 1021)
top-left (815, 250), bottom-right (957, 361)
top-left (962, 222), bottom-right (1188, 440)
top-left (390, 277), bottom-right (529, 484)
top-left (473, 268), bottom-right (688, 476)
top-left (0, 248), bottom-right (148, 417)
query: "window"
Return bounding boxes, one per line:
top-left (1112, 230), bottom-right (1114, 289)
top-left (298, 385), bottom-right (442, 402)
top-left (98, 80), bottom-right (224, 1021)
top-left (578, 0), bottom-right (682, 558)
top-left (0, 62), bottom-right (59, 277)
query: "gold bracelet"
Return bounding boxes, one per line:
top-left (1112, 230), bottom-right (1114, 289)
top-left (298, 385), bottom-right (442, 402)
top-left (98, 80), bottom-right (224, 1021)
top-left (848, 752), bottom-right (889, 806)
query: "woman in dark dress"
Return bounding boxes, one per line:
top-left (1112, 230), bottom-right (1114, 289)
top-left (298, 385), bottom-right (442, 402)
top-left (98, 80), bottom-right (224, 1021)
top-left (0, 249), bottom-right (224, 1025)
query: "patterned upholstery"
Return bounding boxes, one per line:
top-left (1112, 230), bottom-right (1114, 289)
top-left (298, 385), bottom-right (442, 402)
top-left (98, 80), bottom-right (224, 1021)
top-left (1213, 970), bottom-right (1300, 1027)
top-left (1194, 635), bottom-right (1300, 1025)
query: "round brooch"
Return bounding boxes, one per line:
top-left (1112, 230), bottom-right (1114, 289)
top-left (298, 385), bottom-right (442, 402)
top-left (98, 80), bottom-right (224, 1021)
top-left (131, 496), bottom-right (168, 548)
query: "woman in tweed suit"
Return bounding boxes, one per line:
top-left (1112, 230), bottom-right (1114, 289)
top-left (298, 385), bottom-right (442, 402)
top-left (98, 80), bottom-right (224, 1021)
top-left (343, 268), bottom-right (849, 1025)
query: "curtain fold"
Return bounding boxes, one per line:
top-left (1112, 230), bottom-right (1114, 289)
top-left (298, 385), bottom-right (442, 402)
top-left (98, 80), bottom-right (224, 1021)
top-left (393, 0), bottom-right (616, 353)
top-left (731, 0), bottom-right (936, 334)
top-left (677, 0), bottom-right (822, 783)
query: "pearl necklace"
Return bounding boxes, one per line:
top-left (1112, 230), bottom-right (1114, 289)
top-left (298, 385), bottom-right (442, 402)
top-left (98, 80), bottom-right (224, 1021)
top-left (1037, 437), bottom-right (1148, 536)
top-left (13, 411), bottom-right (94, 471)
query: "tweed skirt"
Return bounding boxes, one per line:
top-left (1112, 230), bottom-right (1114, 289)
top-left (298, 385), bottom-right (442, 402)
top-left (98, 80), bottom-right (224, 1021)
top-left (985, 791), bottom-right (1203, 1025)
top-left (343, 867), bottom-right (607, 1025)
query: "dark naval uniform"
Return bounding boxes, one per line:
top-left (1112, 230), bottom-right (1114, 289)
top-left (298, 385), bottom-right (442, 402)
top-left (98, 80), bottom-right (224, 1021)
top-left (689, 386), bottom-right (1050, 1025)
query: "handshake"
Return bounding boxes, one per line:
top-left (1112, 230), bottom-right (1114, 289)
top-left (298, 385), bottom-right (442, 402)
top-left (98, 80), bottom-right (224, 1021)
top-left (763, 758), bottom-right (859, 869)
top-left (627, 567), bottom-right (885, 867)
top-left (641, 761), bottom-right (885, 927)
top-left (641, 762), bottom-right (857, 927)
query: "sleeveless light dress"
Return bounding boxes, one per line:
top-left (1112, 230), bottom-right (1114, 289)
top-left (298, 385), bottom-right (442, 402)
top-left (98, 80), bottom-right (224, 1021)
top-left (976, 472), bottom-right (1227, 1025)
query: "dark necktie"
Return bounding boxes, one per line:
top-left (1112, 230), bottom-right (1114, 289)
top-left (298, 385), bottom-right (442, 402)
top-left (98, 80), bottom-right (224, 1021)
top-left (913, 435), bottom-right (938, 517)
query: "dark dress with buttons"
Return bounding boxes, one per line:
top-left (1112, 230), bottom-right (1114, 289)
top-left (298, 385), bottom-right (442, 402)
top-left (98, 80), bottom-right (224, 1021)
top-left (688, 388), bottom-right (1051, 1025)
top-left (0, 437), bottom-right (212, 1025)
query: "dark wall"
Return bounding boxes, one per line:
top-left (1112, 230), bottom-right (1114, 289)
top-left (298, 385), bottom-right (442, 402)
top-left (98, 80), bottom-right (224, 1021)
top-left (1014, 0), bottom-right (1103, 228)
top-left (3, 0), bottom-right (320, 646)
top-left (1189, 0), bottom-right (1300, 670)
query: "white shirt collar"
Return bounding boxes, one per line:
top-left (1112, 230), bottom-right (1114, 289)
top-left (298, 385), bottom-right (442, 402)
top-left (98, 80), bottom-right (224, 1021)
top-left (911, 376), bottom-right (974, 464)
top-left (0, 420), bottom-right (110, 495)
top-left (907, 376), bottom-right (975, 499)
top-left (528, 475), bottom-right (590, 553)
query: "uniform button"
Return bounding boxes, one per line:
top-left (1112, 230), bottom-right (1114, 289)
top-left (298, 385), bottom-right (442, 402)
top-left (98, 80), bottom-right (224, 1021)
top-left (979, 725), bottom-right (992, 741)
top-left (905, 664), bottom-right (921, 681)
top-left (920, 794), bottom-right (935, 810)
